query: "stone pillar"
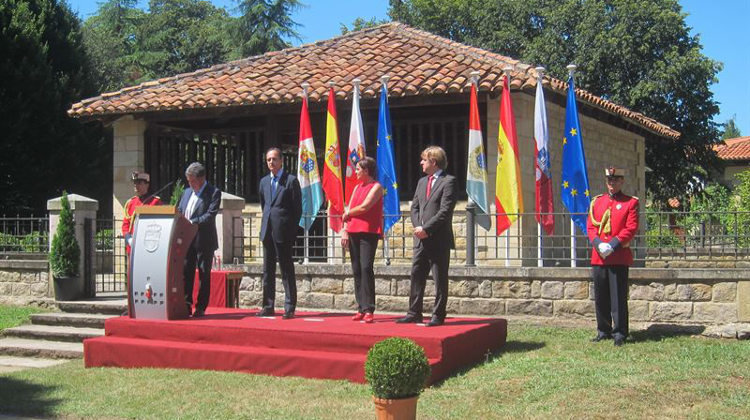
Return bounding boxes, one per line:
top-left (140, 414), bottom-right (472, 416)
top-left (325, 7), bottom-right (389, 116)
top-left (739, 281), bottom-right (750, 322)
top-left (112, 115), bottom-right (148, 221)
top-left (47, 194), bottom-right (99, 295)
top-left (216, 192), bottom-right (246, 267)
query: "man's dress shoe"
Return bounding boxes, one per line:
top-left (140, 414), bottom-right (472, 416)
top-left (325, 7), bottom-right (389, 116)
top-left (426, 316), bottom-right (444, 327)
top-left (256, 308), bottom-right (275, 317)
top-left (282, 311), bottom-right (295, 320)
top-left (395, 314), bottom-right (423, 324)
top-left (591, 333), bottom-right (612, 342)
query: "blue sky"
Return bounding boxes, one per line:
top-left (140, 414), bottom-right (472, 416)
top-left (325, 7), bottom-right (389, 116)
top-left (68, 0), bottom-right (749, 136)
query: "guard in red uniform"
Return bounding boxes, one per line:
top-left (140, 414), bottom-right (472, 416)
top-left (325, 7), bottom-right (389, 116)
top-left (122, 171), bottom-right (162, 255)
top-left (587, 167), bottom-right (639, 346)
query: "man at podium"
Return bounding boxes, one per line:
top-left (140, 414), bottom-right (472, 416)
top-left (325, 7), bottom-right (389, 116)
top-left (177, 162), bottom-right (221, 317)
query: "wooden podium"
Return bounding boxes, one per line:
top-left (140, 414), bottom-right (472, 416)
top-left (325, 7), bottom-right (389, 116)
top-left (128, 206), bottom-right (197, 320)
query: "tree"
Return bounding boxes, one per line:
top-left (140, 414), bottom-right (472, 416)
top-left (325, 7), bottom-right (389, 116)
top-left (82, 0), bottom-right (146, 92)
top-left (722, 115), bottom-right (742, 140)
top-left (137, 0), bottom-right (233, 81)
top-left (231, 0), bottom-right (302, 58)
top-left (0, 0), bottom-right (108, 215)
top-left (390, 0), bottom-right (722, 202)
top-left (340, 17), bottom-right (389, 35)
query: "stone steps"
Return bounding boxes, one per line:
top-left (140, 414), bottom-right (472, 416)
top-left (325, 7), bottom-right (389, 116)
top-left (3, 324), bottom-right (104, 342)
top-left (0, 338), bottom-right (83, 359)
top-left (0, 296), bottom-right (127, 366)
top-left (31, 312), bottom-right (114, 329)
top-left (0, 355), bottom-right (69, 373)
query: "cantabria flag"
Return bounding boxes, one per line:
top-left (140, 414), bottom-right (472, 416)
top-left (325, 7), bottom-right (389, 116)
top-left (466, 80), bottom-right (491, 231)
top-left (297, 94), bottom-right (324, 231)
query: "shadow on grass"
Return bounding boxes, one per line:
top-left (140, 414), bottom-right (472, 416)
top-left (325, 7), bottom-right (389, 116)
top-left (630, 323), bottom-right (706, 343)
top-left (0, 377), bottom-right (61, 417)
top-left (429, 340), bottom-right (545, 388)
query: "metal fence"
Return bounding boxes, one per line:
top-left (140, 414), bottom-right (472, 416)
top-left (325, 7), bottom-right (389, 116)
top-left (0, 215), bottom-right (49, 255)
top-left (94, 218), bottom-right (128, 293)
top-left (232, 209), bottom-right (750, 267)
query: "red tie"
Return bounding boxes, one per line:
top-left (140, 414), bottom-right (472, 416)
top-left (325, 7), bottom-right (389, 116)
top-left (426, 175), bottom-right (434, 199)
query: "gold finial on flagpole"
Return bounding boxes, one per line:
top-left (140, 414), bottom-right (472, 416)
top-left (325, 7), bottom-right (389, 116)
top-left (567, 64), bottom-right (577, 78)
top-left (301, 82), bottom-right (310, 99)
top-left (535, 66), bottom-right (545, 80)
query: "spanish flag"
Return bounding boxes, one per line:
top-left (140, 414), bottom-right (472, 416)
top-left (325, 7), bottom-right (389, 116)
top-left (323, 87), bottom-right (344, 232)
top-left (495, 73), bottom-right (524, 235)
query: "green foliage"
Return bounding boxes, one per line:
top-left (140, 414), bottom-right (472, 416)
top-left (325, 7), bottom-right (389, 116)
top-left (389, 0), bottom-right (722, 201)
top-left (231, 0), bottom-right (302, 58)
top-left (340, 17), bottom-right (389, 35)
top-left (730, 170), bottom-right (750, 247)
top-left (0, 231), bottom-right (48, 253)
top-left (95, 229), bottom-right (114, 250)
top-left (721, 115), bottom-right (742, 140)
top-left (138, 0), bottom-right (233, 81)
top-left (0, 0), bottom-right (109, 214)
top-left (364, 337), bottom-right (430, 399)
top-left (82, 0), bottom-right (146, 92)
top-left (170, 179), bottom-right (185, 206)
top-left (49, 192), bottom-right (80, 278)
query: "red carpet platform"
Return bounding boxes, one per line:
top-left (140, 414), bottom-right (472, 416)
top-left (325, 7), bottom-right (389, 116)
top-left (84, 308), bottom-right (507, 384)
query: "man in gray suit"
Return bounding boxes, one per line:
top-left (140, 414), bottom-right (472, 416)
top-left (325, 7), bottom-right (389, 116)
top-left (397, 146), bottom-right (458, 327)
top-left (258, 147), bottom-right (302, 319)
top-left (177, 162), bottom-right (221, 318)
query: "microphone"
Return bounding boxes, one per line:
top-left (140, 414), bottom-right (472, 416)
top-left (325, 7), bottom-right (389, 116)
top-left (143, 178), bottom-right (180, 203)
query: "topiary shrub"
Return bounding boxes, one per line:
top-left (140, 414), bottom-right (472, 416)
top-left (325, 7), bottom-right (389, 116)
top-left (365, 337), bottom-right (431, 400)
top-left (49, 191), bottom-right (80, 278)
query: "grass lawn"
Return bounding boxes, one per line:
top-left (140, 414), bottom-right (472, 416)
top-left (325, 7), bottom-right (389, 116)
top-left (0, 304), bottom-right (46, 330)
top-left (0, 320), bottom-right (747, 419)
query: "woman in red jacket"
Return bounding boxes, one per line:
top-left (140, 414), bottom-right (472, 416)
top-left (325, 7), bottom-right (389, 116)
top-left (341, 157), bottom-right (383, 324)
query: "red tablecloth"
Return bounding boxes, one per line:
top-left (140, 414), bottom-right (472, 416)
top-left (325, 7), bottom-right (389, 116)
top-left (192, 270), bottom-right (242, 308)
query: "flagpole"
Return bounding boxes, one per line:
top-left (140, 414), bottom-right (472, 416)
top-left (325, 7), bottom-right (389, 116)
top-left (380, 75), bottom-right (392, 266)
top-left (566, 64), bottom-right (577, 268)
top-left (536, 66), bottom-right (545, 268)
top-left (503, 66), bottom-right (512, 267)
top-left (301, 82), bottom-right (311, 264)
top-left (327, 80), bottom-right (341, 264)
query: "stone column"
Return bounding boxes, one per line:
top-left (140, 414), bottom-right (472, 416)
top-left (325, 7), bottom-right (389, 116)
top-left (112, 115), bottom-right (148, 220)
top-left (47, 194), bottom-right (99, 296)
top-left (216, 192), bottom-right (246, 267)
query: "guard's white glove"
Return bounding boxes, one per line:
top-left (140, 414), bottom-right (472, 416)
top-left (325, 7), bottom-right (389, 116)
top-left (127, 237), bottom-right (133, 247)
top-left (597, 242), bottom-right (614, 257)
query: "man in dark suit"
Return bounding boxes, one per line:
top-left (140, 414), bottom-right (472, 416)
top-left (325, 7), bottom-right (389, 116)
top-left (397, 146), bottom-right (458, 327)
top-left (177, 162), bottom-right (221, 318)
top-left (258, 147), bottom-right (302, 319)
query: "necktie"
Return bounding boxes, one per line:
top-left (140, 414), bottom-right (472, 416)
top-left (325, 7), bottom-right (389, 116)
top-left (271, 176), bottom-right (277, 198)
top-left (426, 175), bottom-right (434, 199)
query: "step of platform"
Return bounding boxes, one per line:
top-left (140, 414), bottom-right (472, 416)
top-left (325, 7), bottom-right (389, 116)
top-left (84, 335), bottom-right (442, 383)
top-left (31, 312), bottom-right (115, 329)
top-left (0, 356), bottom-right (69, 373)
top-left (56, 299), bottom-right (127, 316)
top-left (0, 338), bottom-right (83, 359)
top-left (3, 324), bottom-right (104, 342)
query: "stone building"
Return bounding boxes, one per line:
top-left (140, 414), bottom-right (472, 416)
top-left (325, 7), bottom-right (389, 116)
top-left (68, 23), bottom-right (679, 265)
top-left (713, 136), bottom-right (750, 187)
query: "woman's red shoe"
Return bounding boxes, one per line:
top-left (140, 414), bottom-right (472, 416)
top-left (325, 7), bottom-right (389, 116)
top-left (352, 312), bottom-right (365, 321)
top-left (363, 313), bottom-right (374, 323)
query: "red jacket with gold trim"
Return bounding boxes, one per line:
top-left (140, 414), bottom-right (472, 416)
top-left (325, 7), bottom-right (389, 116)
top-left (586, 192), bottom-right (639, 266)
top-left (122, 195), bottom-right (162, 254)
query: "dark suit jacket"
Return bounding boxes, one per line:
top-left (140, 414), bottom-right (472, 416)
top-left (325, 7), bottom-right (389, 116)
top-left (259, 170), bottom-right (302, 243)
top-left (177, 182), bottom-right (221, 251)
top-left (410, 172), bottom-right (458, 249)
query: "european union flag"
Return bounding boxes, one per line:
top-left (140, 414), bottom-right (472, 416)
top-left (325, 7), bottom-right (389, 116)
top-left (377, 84), bottom-right (400, 233)
top-left (560, 75), bottom-right (591, 234)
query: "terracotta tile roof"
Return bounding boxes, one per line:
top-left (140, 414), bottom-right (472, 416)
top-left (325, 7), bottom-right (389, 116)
top-left (714, 136), bottom-right (750, 161)
top-left (68, 23), bottom-right (679, 139)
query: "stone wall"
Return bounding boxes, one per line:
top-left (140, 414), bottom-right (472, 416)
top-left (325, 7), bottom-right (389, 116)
top-left (0, 259), bottom-right (51, 305)
top-left (235, 264), bottom-right (749, 325)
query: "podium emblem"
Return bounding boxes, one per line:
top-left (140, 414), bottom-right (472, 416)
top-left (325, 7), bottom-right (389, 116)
top-left (143, 224), bottom-right (163, 253)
